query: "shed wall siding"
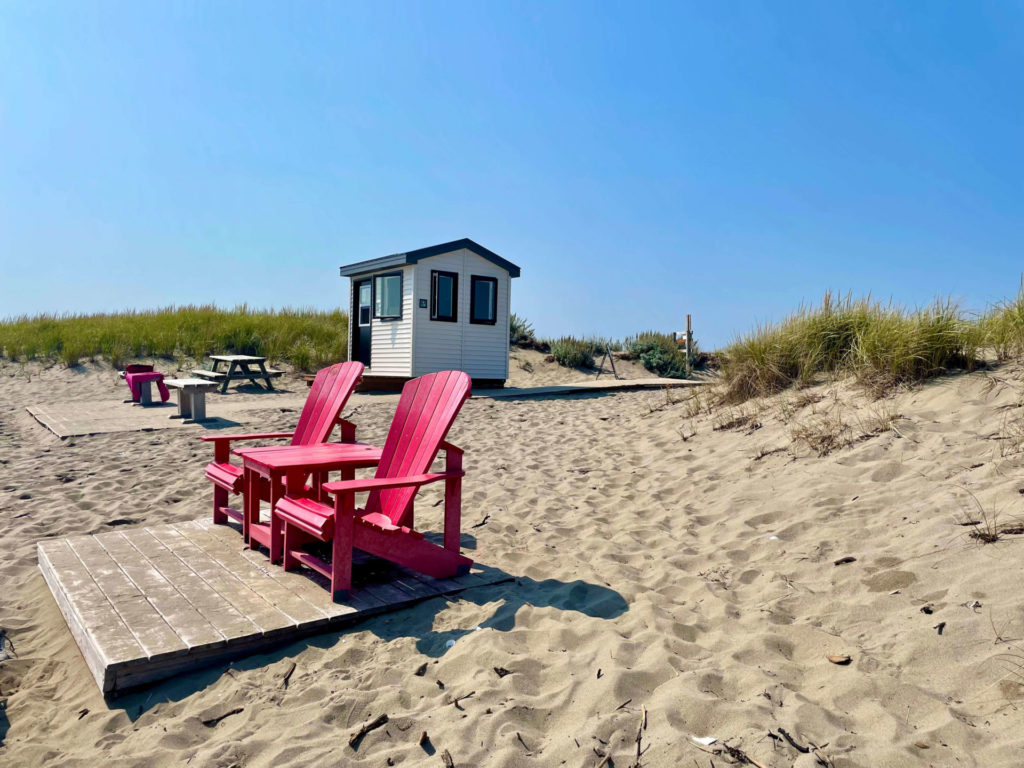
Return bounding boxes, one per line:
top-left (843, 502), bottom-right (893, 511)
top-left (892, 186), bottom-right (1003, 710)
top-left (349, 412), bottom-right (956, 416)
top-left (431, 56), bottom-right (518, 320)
top-left (369, 266), bottom-right (414, 376)
top-left (412, 249), bottom-right (510, 379)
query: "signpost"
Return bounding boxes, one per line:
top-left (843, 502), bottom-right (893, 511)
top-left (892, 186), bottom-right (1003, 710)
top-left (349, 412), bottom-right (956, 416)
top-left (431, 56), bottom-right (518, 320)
top-left (674, 314), bottom-right (694, 376)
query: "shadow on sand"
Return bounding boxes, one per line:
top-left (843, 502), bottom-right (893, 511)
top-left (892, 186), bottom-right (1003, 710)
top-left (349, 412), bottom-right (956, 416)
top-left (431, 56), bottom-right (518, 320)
top-left (113, 569), bottom-right (627, 719)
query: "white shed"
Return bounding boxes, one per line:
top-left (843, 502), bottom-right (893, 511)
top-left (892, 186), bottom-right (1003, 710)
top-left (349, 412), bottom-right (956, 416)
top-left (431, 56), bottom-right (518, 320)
top-left (339, 239), bottom-right (521, 388)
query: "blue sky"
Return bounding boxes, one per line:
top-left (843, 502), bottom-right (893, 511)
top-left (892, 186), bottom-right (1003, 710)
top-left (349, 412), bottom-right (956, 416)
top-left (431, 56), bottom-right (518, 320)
top-left (1, 2), bottom-right (1021, 348)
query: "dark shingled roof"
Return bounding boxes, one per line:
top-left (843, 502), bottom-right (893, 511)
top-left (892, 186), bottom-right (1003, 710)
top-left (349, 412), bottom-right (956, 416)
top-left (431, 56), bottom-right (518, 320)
top-left (339, 238), bottom-right (520, 278)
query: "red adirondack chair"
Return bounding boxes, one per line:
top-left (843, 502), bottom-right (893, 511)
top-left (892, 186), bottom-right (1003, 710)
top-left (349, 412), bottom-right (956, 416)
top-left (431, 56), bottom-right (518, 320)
top-left (275, 370), bottom-right (473, 599)
top-left (201, 361), bottom-right (364, 527)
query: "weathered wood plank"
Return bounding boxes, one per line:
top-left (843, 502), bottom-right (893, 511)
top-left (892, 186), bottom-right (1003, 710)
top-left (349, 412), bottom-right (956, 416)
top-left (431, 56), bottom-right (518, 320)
top-left (235, 538), bottom-right (384, 617)
top-left (128, 527), bottom-right (260, 639)
top-left (383, 568), bottom-right (446, 601)
top-left (66, 536), bottom-right (188, 659)
top-left (40, 519), bottom-right (513, 696)
top-left (94, 532), bottom-right (225, 649)
top-left (174, 520), bottom-right (330, 626)
top-left (157, 524), bottom-right (293, 637)
top-left (37, 541), bottom-right (145, 692)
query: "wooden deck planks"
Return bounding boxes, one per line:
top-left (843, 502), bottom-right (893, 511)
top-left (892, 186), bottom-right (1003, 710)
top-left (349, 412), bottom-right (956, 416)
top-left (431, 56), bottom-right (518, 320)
top-left (94, 532), bottom-right (225, 649)
top-left (37, 540), bottom-right (147, 691)
top-left (172, 520), bottom-right (332, 626)
top-left (66, 536), bottom-right (188, 660)
top-left (127, 527), bottom-right (261, 640)
top-left (38, 517), bottom-right (512, 695)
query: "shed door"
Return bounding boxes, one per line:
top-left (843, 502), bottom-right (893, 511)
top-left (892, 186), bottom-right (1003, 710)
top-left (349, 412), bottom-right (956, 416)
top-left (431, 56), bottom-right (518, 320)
top-left (353, 279), bottom-right (372, 366)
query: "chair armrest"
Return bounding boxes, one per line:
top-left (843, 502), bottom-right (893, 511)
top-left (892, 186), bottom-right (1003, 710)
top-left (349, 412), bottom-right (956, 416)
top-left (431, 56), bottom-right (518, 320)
top-left (201, 432), bottom-right (294, 463)
top-left (322, 471), bottom-right (465, 496)
top-left (200, 432), bottom-right (294, 443)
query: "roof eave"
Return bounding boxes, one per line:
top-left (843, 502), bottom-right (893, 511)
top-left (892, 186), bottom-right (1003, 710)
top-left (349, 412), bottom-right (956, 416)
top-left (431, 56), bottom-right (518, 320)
top-left (338, 254), bottom-right (407, 277)
top-left (339, 238), bottom-right (521, 278)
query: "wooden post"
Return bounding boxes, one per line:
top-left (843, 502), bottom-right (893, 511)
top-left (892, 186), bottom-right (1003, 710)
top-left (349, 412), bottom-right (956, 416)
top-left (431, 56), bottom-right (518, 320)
top-left (686, 313), bottom-right (693, 376)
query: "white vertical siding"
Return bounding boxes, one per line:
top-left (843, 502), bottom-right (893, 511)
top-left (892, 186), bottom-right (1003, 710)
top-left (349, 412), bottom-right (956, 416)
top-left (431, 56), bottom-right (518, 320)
top-left (411, 249), bottom-right (511, 380)
top-left (411, 252), bottom-right (465, 375)
top-left (368, 266), bottom-right (414, 376)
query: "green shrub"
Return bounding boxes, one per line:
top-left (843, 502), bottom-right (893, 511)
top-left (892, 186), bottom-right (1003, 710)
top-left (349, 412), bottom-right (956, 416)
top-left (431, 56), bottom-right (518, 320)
top-left (626, 331), bottom-right (691, 378)
top-left (549, 336), bottom-right (595, 368)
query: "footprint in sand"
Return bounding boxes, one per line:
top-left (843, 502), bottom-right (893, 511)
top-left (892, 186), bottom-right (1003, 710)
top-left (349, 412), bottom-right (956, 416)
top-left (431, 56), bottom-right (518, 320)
top-left (870, 462), bottom-right (904, 482)
top-left (863, 570), bottom-right (917, 592)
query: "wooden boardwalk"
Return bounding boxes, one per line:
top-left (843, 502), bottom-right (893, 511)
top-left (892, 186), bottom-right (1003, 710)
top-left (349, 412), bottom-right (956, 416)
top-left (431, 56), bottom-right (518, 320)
top-left (38, 518), bottom-right (509, 695)
top-left (476, 377), bottom-right (703, 399)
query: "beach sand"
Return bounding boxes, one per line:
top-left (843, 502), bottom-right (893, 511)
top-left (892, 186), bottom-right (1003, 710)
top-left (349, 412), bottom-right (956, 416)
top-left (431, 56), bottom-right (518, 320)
top-left (1, 357), bottom-right (1024, 766)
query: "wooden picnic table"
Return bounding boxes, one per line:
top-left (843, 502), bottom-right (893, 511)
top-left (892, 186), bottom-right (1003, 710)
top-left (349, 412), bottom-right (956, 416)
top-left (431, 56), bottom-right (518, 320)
top-left (192, 354), bottom-right (283, 394)
top-left (235, 442), bottom-right (383, 563)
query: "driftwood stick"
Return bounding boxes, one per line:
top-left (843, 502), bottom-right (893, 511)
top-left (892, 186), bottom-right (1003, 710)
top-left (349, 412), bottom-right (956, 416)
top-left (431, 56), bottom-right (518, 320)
top-left (721, 741), bottom-right (768, 768)
top-left (615, 698), bottom-right (632, 711)
top-left (776, 727), bottom-right (810, 753)
top-left (516, 732), bottom-right (530, 751)
top-left (453, 691), bottom-right (476, 709)
top-left (281, 661), bottom-right (296, 689)
top-left (201, 707), bottom-right (243, 727)
top-left (441, 749), bottom-right (455, 768)
top-left (349, 713), bottom-right (389, 747)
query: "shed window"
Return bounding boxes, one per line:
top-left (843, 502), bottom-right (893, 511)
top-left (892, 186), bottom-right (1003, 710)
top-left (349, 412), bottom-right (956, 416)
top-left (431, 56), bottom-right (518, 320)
top-left (470, 276), bottom-right (498, 325)
top-left (430, 270), bottom-right (458, 322)
top-left (373, 272), bottom-right (403, 320)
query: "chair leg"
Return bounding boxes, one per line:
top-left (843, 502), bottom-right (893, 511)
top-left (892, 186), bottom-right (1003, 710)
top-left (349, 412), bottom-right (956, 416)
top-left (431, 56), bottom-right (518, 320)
top-left (331, 512), bottom-right (354, 600)
top-left (269, 477), bottom-right (284, 564)
top-left (212, 485), bottom-right (229, 525)
top-left (282, 523), bottom-right (302, 571)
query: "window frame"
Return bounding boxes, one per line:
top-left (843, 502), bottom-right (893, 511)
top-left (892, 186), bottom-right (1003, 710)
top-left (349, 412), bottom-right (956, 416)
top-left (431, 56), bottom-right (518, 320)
top-left (430, 270), bottom-right (459, 323)
top-left (357, 280), bottom-right (372, 327)
top-left (469, 275), bottom-right (498, 325)
top-left (372, 271), bottom-right (403, 321)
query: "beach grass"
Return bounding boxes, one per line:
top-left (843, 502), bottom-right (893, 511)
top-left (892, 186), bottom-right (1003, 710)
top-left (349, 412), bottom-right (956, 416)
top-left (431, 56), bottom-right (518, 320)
top-left (718, 292), bottom-right (991, 402)
top-left (0, 305), bottom-right (348, 371)
top-left (981, 281), bottom-right (1024, 361)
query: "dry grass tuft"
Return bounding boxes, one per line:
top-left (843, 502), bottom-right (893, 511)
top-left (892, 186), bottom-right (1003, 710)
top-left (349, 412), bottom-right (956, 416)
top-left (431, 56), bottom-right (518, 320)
top-left (790, 408), bottom-right (854, 457)
top-left (996, 413), bottom-right (1024, 457)
top-left (858, 401), bottom-right (902, 435)
top-left (954, 489), bottom-right (1005, 544)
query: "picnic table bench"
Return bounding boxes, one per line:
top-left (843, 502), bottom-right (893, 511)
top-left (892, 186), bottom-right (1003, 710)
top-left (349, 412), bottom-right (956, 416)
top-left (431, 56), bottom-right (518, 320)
top-left (192, 355), bottom-right (283, 394)
top-left (164, 378), bottom-right (219, 422)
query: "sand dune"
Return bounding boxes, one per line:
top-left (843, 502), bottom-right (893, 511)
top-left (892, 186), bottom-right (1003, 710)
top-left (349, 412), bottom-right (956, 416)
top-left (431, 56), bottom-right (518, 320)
top-left (2, 358), bottom-right (1024, 766)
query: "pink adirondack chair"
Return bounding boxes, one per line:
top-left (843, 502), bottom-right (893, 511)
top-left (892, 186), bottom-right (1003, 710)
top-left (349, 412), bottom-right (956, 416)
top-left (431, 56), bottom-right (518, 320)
top-left (122, 364), bottom-right (171, 403)
top-left (202, 361), bottom-right (364, 527)
top-left (275, 370), bottom-right (473, 600)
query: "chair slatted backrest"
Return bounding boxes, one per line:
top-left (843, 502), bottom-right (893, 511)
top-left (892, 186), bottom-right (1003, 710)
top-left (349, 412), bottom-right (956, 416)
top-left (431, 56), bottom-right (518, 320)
top-left (290, 362), bottom-right (364, 446)
top-left (367, 370), bottom-right (472, 525)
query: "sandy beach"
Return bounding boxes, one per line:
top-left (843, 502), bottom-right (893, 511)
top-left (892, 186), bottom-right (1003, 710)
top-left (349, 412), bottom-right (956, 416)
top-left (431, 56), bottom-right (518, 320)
top-left (2, 356), bottom-right (1024, 767)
